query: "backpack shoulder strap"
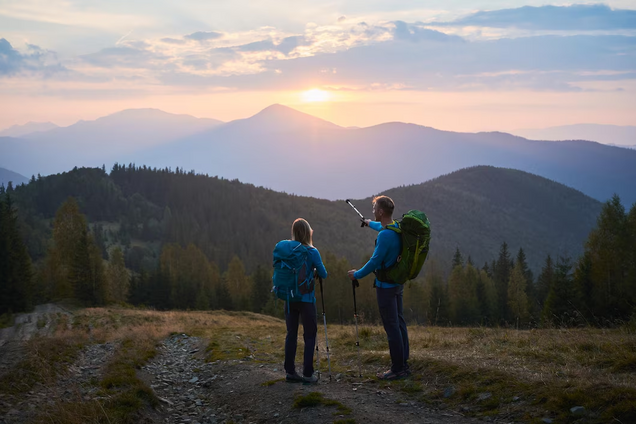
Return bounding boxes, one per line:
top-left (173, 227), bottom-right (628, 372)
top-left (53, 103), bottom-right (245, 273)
top-left (384, 219), bottom-right (402, 234)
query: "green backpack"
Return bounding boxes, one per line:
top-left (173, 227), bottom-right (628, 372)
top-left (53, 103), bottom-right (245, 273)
top-left (375, 210), bottom-right (431, 285)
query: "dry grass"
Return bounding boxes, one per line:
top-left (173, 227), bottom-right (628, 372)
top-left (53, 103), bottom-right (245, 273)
top-left (2, 307), bottom-right (635, 423)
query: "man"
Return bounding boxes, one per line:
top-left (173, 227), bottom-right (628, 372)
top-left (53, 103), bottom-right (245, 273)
top-left (348, 195), bottom-right (410, 380)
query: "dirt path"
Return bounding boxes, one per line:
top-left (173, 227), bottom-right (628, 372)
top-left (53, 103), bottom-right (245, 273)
top-left (0, 304), bottom-right (73, 379)
top-left (0, 303), bottom-right (72, 346)
top-left (141, 334), bottom-right (479, 424)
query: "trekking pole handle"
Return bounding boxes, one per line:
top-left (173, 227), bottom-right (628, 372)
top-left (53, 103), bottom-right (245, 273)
top-left (345, 199), bottom-right (367, 227)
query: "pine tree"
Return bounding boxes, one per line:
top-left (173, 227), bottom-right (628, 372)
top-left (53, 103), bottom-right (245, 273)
top-left (424, 261), bottom-right (449, 326)
top-left (46, 197), bottom-right (88, 299)
top-left (452, 247), bottom-right (463, 270)
top-left (536, 254), bottom-right (554, 310)
top-left (476, 269), bottom-right (497, 325)
top-left (494, 242), bottom-right (512, 322)
top-left (542, 256), bottom-right (578, 326)
top-left (585, 195), bottom-right (630, 320)
top-left (225, 256), bottom-right (251, 311)
top-left (251, 265), bottom-right (272, 313)
top-left (448, 264), bottom-right (479, 325)
top-left (507, 262), bottom-right (529, 327)
top-left (573, 251), bottom-right (594, 323)
top-left (106, 247), bottom-right (129, 304)
top-left (516, 248), bottom-right (536, 320)
top-left (0, 194), bottom-right (34, 314)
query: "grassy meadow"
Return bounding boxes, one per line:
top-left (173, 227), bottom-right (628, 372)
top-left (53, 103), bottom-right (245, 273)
top-left (1, 307), bottom-right (635, 423)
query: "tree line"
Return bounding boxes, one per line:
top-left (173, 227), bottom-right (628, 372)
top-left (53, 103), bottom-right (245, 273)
top-left (2, 181), bottom-right (634, 327)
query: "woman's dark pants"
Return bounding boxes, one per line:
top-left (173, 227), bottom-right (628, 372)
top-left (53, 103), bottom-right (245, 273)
top-left (284, 301), bottom-right (317, 377)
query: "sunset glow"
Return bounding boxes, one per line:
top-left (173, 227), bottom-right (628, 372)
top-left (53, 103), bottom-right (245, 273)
top-left (301, 89), bottom-right (330, 103)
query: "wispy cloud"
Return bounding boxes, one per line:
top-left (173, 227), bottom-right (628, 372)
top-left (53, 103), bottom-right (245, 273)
top-left (429, 4), bottom-right (636, 31)
top-left (184, 31), bottom-right (224, 42)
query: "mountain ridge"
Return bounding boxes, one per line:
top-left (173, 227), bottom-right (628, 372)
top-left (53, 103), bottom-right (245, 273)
top-left (2, 104), bottom-right (634, 205)
top-left (10, 164), bottom-right (602, 275)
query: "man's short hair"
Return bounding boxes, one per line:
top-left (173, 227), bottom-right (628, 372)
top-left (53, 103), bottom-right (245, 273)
top-left (373, 195), bottom-right (394, 216)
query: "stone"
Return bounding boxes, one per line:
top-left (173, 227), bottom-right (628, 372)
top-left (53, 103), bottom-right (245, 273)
top-left (570, 406), bottom-right (585, 416)
top-left (189, 377), bottom-right (199, 383)
top-left (443, 387), bottom-right (455, 398)
top-left (477, 392), bottom-right (492, 401)
top-left (542, 419), bottom-right (553, 424)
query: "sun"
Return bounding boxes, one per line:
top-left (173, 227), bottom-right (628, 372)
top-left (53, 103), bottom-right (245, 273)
top-left (301, 88), bottom-right (330, 102)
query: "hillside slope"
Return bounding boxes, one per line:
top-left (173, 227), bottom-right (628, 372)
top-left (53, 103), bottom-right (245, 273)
top-left (11, 165), bottom-right (602, 274)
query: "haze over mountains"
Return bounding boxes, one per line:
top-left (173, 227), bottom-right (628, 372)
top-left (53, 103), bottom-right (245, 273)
top-left (0, 109), bottom-right (223, 177)
top-left (512, 124), bottom-right (636, 148)
top-left (0, 122), bottom-right (59, 138)
top-left (0, 167), bottom-right (28, 188)
top-left (1, 105), bottom-right (634, 206)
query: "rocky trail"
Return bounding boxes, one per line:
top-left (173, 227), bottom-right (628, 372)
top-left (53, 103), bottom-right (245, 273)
top-left (0, 308), bottom-right (482, 424)
top-left (140, 333), bottom-right (478, 424)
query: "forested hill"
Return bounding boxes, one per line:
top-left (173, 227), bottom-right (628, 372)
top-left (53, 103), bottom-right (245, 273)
top-left (10, 165), bottom-right (601, 274)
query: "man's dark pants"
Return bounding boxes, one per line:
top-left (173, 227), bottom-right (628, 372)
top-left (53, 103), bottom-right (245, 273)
top-left (284, 301), bottom-right (317, 377)
top-left (376, 285), bottom-right (409, 373)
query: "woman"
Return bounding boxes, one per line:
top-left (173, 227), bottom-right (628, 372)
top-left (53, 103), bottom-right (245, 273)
top-left (277, 218), bottom-right (327, 383)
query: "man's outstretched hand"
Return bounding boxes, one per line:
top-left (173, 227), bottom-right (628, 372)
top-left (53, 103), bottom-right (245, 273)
top-left (348, 269), bottom-right (357, 281)
top-left (361, 219), bottom-right (371, 227)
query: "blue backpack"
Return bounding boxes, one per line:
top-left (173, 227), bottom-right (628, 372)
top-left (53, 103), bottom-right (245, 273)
top-left (272, 240), bottom-right (315, 302)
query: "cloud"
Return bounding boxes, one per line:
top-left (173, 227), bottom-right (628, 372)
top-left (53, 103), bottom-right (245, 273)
top-left (80, 45), bottom-right (170, 70)
top-left (184, 31), bottom-right (223, 41)
top-left (156, 31), bottom-right (636, 93)
top-left (393, 21), bottom-right (464, 43)
top-left (429, 4), bottom-right (636, 31)
top-left (237, 35), bottom-right (308, 54)
top-left (0, 38), bottom-right (67, 77)
top-left (161, 38), bottom-right (187, 45)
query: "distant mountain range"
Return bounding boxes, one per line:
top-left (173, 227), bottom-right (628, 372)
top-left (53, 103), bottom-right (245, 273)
top-left (0, 122), bottom-right (59, 138)
top-left (0, 109), bottom-right (223, 177)
top-left (512, 124), bottom-right (636, 147)
top-left (1, 105), bottom-right (634, 206)
top-left (11, 165), bottom-right (602, 274)
top-left (0, 167), bottom-right (28, 188)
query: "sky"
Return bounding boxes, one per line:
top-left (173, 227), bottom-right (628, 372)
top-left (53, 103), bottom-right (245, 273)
top-left (1, 1), bottom-right (635, 132)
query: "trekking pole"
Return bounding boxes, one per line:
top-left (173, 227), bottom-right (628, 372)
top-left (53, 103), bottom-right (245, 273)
top-left (352, 279), bottom-right (362, 377)
top-left (318, 276), bottom-right (332, 381)
top-left (345, 199), bottom-right (367, 227)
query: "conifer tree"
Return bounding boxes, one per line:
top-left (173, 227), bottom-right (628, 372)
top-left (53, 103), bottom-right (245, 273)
top-left (424, 261), bottom-right (449, 326)
top-left (476, 268), bottom-right (497, 325)
top-left (588, 195), bottom-right (630, 319)
top-left (251, 265), bottom-right (272, 313)
top-left (225, 256), bottom-right (251, 311)
top-left (106, 247), bottom-right (129, 304)
top-left (626, 204), bottom-right (636, 309)
top-left (507, 262), bottom-right (529, 327)
top-left (536, 254), bottom-right (554, 310)
top-left (516, 248), bottom-right (536, 319)
top-left (573, 252), bottom-right (594, 322)
top-left (448, 264), bottom-right (479, 325)
top-left (452, 248), bottom-right (463, 270)
top-left (494, 241), bottom-right (512, 322)
top-left (46, 197), bottom-right (91, 301)
top-left (0, 194), bottom-right (34, 314)
top-left (542, 256), bottom-right (577, 326)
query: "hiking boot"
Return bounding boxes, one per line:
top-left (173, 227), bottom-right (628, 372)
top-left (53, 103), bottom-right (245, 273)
top-left (286, 373), bottom-right (304, 383)
top-left (377, 369), bottom-right (408, 381)
top-left (302, 374), bottom-right (319, 384)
